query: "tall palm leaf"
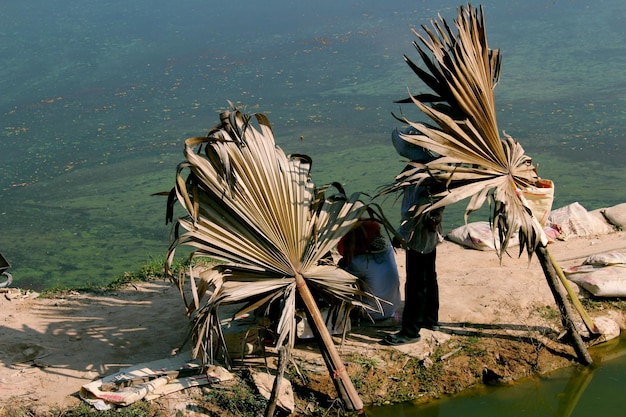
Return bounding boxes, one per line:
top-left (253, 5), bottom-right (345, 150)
top-left (382, 4), bottom-right (595, 364)
top-left (383, 4), bottom-right (542, 258)
top-left (164, 105), bottom-right (378, 411)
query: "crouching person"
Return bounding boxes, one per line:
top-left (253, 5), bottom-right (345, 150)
top-left (338, 218), bottom-right (401, 321)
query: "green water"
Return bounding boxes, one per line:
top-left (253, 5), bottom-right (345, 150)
top-left (365, 334), bottom-right (626, 416)
top-left (1, 0), bottom-right (625, 291)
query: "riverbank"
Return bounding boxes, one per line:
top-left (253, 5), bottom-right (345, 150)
top-left (1, 230), bottom-right (625, 416)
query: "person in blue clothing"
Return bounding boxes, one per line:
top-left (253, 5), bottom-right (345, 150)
top-left (382, 128), bottom-right (445, 346)
top-left (337, 218), bottom-right (401, 321)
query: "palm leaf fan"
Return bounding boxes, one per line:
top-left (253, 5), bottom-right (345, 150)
top-left (382, 4), bottom-right (596, 365)
top-left (164, 105), bottom-right (381, 364)
top-left (382, 4), bottom-right (546, 259)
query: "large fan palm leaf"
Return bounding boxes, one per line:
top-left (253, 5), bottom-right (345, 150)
top-left (382, 2), bottom-right (597, 367)
top-left (166, 106), bottom-right (378, 360)
top-left (384, 4), bottom-right (544, 258)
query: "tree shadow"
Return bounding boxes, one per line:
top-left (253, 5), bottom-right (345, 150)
top-left (344, 315), bottom-right (565, 356)
top-left (0, 280), bottom-right (191, 399)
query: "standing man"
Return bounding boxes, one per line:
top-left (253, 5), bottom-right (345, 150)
top-left (382, 129), bottom-right (445, 345)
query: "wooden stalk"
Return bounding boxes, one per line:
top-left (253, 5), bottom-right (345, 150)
top-left (265, 346), bottom-right (288, 417)
top-left (294, 273), bottom-right (364, 412)
top-left (546, 248), bottom-right (600, 334)
top-left (536, 244), bottom-right (593, 365)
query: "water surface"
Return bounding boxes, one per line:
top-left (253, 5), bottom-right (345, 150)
top-left (1, 0), bottom-right (625, 290)
top-left (366, 334), bottom-right (626, 416)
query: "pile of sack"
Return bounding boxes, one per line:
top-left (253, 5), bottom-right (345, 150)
top-left (446, 202), bottom-right (625, 251)
top-left (445, 201), bottom-right (626, 298)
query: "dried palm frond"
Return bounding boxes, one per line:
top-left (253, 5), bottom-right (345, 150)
top-left (381, 4), bottom-right (596, 365)
top-left (382, 4), bottom-right (545, 259)
top-left (164, 105), bottom-right (381, 363)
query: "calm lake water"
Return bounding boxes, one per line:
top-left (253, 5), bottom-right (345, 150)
top-left (1, 1), bottom-right (625, 415)
top-left (366, 333), bottom-right (626, 417)
top-left (1, 0), bottom-right (625, 290)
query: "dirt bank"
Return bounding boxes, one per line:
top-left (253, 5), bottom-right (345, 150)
top-left (1, 230), bottom-right (625, 415)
